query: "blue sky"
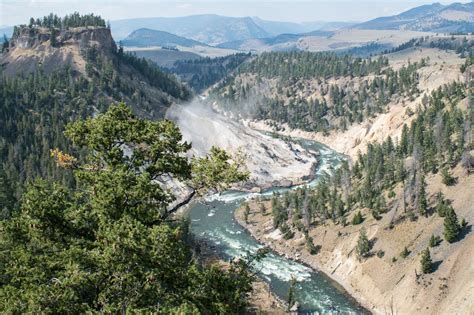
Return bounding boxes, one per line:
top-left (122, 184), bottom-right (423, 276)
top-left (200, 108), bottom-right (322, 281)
top-left (1, 0), bottom-right (471, 26)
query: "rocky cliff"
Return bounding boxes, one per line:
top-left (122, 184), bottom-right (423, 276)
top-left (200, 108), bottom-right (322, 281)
top-left (1, 26), bottom-right (115, 76)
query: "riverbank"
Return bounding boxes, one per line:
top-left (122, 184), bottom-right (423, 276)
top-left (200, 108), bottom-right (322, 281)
top-left (234, 162), bottom-right (474, 314)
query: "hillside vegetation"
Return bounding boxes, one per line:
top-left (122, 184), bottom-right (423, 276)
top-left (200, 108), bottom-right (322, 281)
top-left (212, 51), bottom-right (424, 133)
top-left (0, 13), bottom-right (189, 207)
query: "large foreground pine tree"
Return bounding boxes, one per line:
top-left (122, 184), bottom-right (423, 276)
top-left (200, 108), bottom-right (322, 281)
top-left (0, 103), bottom-right (255, 313)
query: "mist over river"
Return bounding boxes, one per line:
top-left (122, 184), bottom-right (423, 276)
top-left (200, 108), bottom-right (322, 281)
top-left (188, 138), bottom-right (367, 314)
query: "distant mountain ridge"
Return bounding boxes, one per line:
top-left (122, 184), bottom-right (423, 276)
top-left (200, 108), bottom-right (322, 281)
top-left (353, 2), bottom-right (474, 33)
top-left (111, 14), bottom-right (269, 45)
top-left (121, 28), bottom-right (208, 47)
top-left (217, 30), bottom-right (333, 51)
top-left (111, 14), bottom-right (353, 45)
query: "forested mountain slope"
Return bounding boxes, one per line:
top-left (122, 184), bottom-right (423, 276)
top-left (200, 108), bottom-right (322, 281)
top-left (0, 13), bottom-right (189, 208)
top-left (211, 51), bottom-right (423, 133)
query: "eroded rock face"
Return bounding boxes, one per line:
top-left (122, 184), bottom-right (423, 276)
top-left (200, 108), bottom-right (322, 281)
top-left (9, 26), bottom-right (116, 52)
top-left (1, 26), bottom-right (116, 76)
top-left (167, 101), bottom-right (319, 189)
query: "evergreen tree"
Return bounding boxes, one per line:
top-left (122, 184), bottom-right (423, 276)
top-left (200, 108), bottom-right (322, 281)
top-left (400, 246), bottom-right (410, 259)
top-left (429, 234), bottom-right (441, 247)
top-left (0, 104), bottom-right (254, 313)
top-left (244, 203), bottom-right (251, 223)
top-left (50, 28), bottom-right (58, 47)
top-left (352, 211), bottom-right (364, 225)
top-left (443, 206), bottom-right (461, 243)
top-left (441, 167), bottom-right (456, 186)
top-left (417, 174), bottom-right (428, 217)
top-left (356, 228), bottom-right (370, 259)
top-left (0, 169), bottom-right (15, 218)
top-left (287, 276), bottom-right (297, 311)
top-left (420, 247), bottom-right (433, 274)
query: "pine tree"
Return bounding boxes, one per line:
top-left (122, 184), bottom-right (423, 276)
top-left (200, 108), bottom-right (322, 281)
top-left (352, 211), bottom-right (364, 225)
top-left (400, 246), bottom-right (410, 259)
top-left (420, 247), bottom-right (433, 274)
top-left (443, 206), bottom-right (461, 243)
top-left (0, 169), bottom-right (15, 218)
top-left (287, 276), bottom-right (297, 311)
top-left (429, 234), bottom-right (441, 247)
top-left (50, 28), bottom-right (58, 47)
top-left (244, 203), bottom-right (251, 223)
top-left (441, 167), bottom-right (456, 186)
top-left (417, 174), bottom-right (428, 217)
top-left (0, 104), bottom-right (253, 313)
top-left (356, 227), bottom-right (370, 259)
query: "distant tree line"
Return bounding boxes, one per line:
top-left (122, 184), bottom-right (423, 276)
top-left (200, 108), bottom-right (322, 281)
top-left (238, 51), bottom-right (389, 80)
top-left (28, 12), bottom-right (106, 29)
top-left (12, 12), bottom-right (107, 39)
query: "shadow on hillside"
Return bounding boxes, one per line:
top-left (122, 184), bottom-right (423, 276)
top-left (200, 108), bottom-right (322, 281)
top-left (432, 260), bottom-right (443, 273)
top-left (458, 224), bottom-right (472, 241)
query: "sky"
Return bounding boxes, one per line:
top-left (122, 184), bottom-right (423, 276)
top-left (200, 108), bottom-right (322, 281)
top-left (0, 0), bottom-right (472, 26)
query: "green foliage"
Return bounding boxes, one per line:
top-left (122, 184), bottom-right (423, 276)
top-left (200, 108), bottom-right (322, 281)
top-left (240, 51), bottom-right (388, 80)
top-left (436, 193), bottom-right (450, 217)
top-left (214, 52), bottom-right (423, 133)
top-left (114, 51), bottom-right (190, 100)
top-left (306, 236), bottom-right (320, 255)
top-left (356, 228), bottom-right (371, 259)
top-left (254, 81), bottom-right (468, 237)
top-left (27, 12), bottom-right (106, 29)
top-left (271, 193), bottom-right (287, 228)
top-left (0, 169), bottom-right (15, 218)
top-left (287, 276), bottom-right (297, 311)
top-left (417, 174), bottom-right (428, 216)
top-left (0, 54), bottom-right (188, 205)
top-left (280, 223), bottom-right (295, 240)
top-left (460, 53), bottom-right (473, 73)
top-left (441, 167), bottom-right (456, 186)
top-left (376, 250), bottom-right (385, 258)
top-left (443, 206), bottom-right (461, 243)
top-left (0, 104), bottom-right (255, 313)
top-left (49, 28), bottom-right (57, 47)
top-left (191, 147), bottom-right (249, 194)
top-left (170, 53), bottom-right (250, 93)
top-left (400, 246), bottom-right (410, 259)
top-left (352, 211), bottom-right (364, 225)
top-left (244, 204), bottom-right (250, 223)
top-left (420, 247), bottom-right (433, 274)
top-left (429, 234), bottom-right (441, 247)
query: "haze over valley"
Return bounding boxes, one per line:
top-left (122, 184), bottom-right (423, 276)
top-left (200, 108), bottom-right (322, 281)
top-left (0, 1), bottom-right (473, 314)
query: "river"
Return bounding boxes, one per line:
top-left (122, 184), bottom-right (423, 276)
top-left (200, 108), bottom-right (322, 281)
top-left (189, 138), bottom-right (367, 314)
